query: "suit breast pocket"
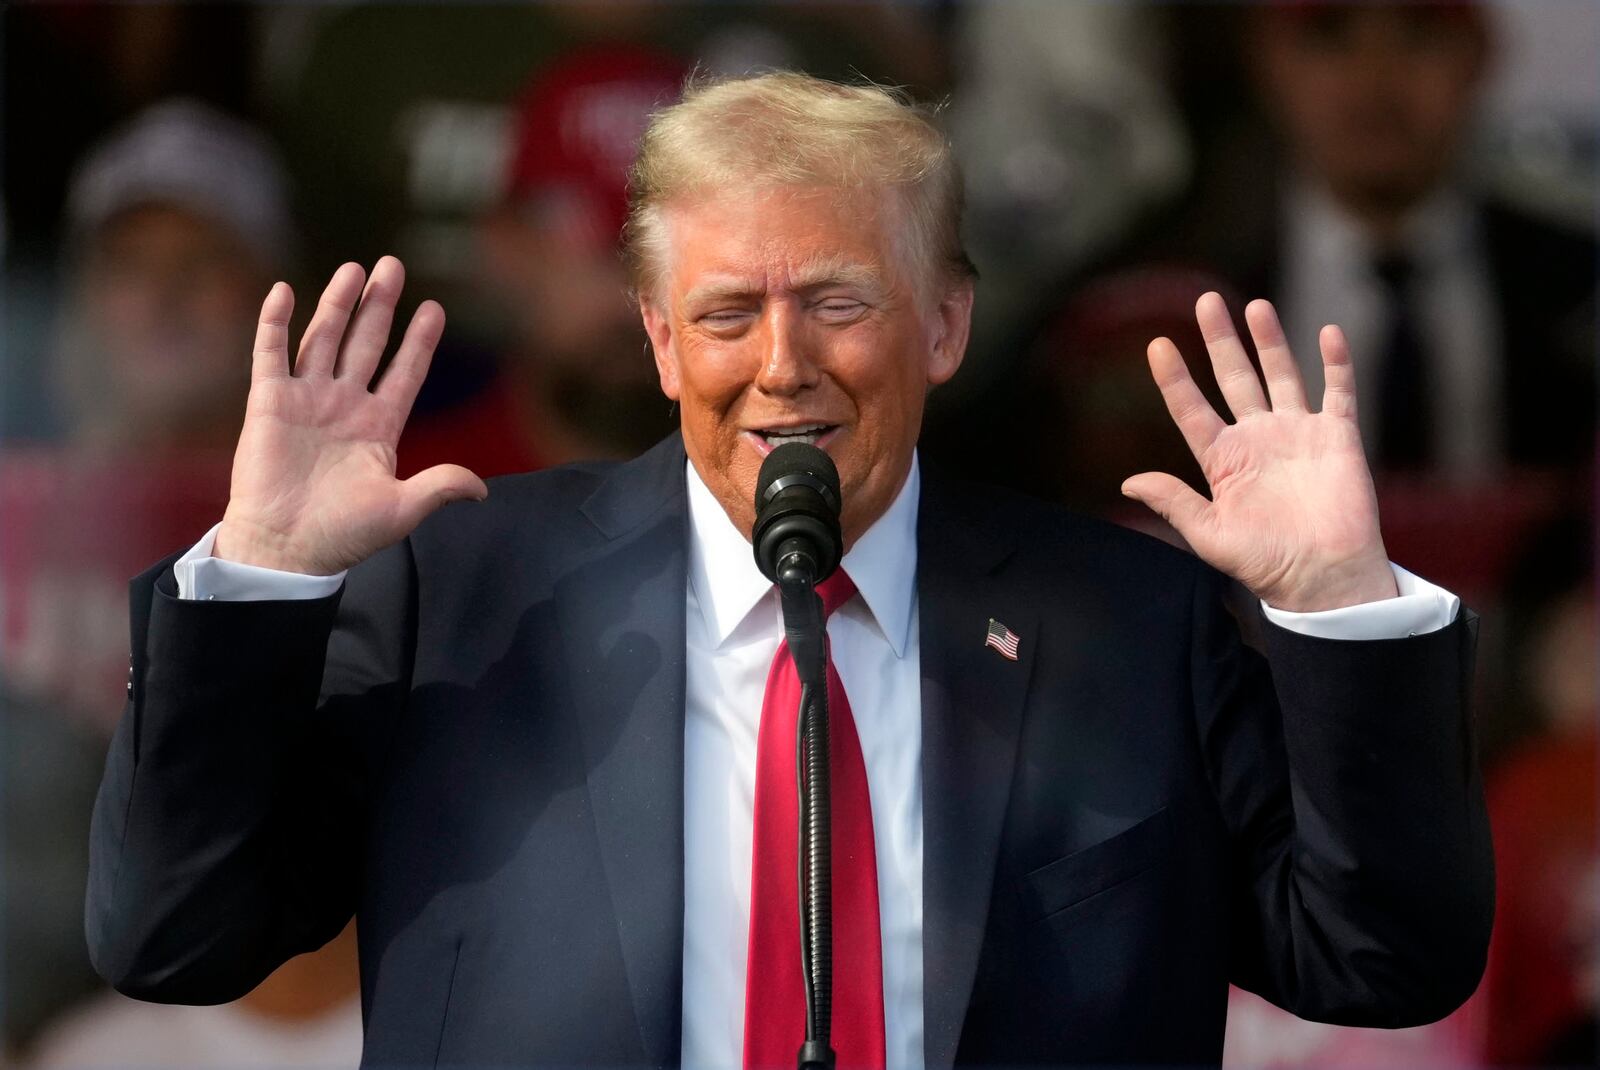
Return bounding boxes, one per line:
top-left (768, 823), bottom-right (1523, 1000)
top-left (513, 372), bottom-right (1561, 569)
top-left (1019, 806), bottom-right (1174, 924)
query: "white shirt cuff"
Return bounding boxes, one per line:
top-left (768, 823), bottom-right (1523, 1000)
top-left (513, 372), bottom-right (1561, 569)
top-left (174, 522), bottom-right (347, 601)
top-left (1260, 563), bottom-right (1459, 641)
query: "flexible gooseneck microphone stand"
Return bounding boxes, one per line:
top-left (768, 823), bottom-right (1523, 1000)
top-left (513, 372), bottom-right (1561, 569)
top-left (779, 575), bottom-right (834, 1070)
top-left (752, 443), bottom-right (844, 1070)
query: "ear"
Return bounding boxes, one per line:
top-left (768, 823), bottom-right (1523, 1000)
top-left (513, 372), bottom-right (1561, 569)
top-left (639, 295), bottom-right (681, 400)
top-left (924, 277), bottom-right (974, 387)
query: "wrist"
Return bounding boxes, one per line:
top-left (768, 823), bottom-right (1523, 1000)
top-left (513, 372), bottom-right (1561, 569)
top-left (215, 515), bottom-right (335, 576)
top-left (1263, 555), bottom-right (1399, 614)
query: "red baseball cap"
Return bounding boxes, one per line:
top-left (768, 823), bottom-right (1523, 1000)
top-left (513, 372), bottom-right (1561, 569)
top-left (505, 45), bottom-right (687, 247)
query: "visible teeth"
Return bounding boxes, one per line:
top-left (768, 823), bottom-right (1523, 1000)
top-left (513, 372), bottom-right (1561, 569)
top-left (761, 424), bottom-right (829, 446)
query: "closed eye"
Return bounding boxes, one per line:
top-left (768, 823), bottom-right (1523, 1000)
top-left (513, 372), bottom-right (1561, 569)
top-left (699, 309), bottom-right (756, 332)
top-left (812, 298), bottom-right (868, 322)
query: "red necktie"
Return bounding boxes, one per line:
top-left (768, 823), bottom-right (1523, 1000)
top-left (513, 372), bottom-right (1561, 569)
top-left (743, 570), bottom-right (886, 1070)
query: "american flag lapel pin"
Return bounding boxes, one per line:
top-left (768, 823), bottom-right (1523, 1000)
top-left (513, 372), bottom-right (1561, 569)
top-left (984, 618), bottom-right (1021, 661)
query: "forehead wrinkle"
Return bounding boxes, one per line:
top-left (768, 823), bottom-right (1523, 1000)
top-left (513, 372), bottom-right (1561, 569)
top-left (661, 186), bottom-right (902, 309)
top-left (679, 256), bottom-right (885, 309)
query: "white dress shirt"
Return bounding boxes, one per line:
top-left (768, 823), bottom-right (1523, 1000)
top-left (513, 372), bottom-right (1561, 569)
top-left (174, 452), bottom-right (1459, 1070)
top-left (1279, 177), bottom-right (1503, 479)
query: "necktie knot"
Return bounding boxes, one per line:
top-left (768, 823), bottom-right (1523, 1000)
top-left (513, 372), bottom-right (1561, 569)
top-left (1371, 251), bottom-right (1416, 295)
top-left (816, 569), bottom-right (858, 618)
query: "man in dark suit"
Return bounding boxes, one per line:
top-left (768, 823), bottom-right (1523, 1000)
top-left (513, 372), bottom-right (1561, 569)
top-left (87, 72), bottom-right (1491, 1068)
top-left (1053, 2), bottom-right (1593, 479)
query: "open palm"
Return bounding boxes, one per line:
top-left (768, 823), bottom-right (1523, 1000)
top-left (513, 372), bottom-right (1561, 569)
top-left (1122, 293), bottom-right (1397, 613)
top-left (217, 258), bottom-right (486, 575)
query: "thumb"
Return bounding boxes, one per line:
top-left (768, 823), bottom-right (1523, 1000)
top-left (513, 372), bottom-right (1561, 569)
top-left (1121, 472), bottom-right (1213, 543)
top-left (396, 463), bottom-right (489, 530)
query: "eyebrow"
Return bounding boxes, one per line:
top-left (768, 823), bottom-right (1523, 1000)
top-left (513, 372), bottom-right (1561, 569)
top-left (790, 252), bottom-right (885, 294)
top-left (681, 278), bottom-right (763, 307)
top-left (681, 254), bottom-right (887, 308)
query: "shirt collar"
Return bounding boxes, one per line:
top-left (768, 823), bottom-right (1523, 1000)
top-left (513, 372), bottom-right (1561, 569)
top-left (1287, 173), bottom-right (1477, 272)
top-left (686, 452), bottom-right (920, 657)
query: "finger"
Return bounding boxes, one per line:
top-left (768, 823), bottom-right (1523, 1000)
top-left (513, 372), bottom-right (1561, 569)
top-left (373, 299), bottom-right (445, 414)
top-left (1243, 298), bottom-right (1307, 412)
top-left (1319, 323), bottom-right (1359, 420)
top-left (396, 464), bottom-right (488, 532)
top-left (1121, 472), bottom-right (1215, 547)
top-left (293, 262), bottom-right (366, 377)
top-left (335, 255), bottom-right (405, 385)
top-left (1195, 291), bottom-right (1267, 419)
top-left (1147, 335), bottom-right (1226, 460)
top-left (252, 282), bottom-right (295, 380)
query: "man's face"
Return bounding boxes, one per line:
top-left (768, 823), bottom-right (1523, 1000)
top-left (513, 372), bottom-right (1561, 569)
top-left (1252, 6), bottom-right (1486, 214)
top-left (640, 185), bottom-right (971, 546)
top-left (71, 203), bottom-right (263, 442)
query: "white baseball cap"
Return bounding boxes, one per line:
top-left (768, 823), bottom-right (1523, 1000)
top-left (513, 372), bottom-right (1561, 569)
top-left (66, 98), bottom-right (294, 268)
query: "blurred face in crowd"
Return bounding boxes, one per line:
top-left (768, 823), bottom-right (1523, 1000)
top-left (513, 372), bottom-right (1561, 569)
top-left (63, 203), bottom-right (263, 447)
top-left (1251, 5), bottom-right (1488, 219)
top-left (640, 184), bottom-right (972, 546)
top-left (480, 194), bottom-right (664, 456)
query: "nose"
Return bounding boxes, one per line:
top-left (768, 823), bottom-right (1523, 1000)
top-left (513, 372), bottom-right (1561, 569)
top-left (753, 299), bottom-right (819, 397)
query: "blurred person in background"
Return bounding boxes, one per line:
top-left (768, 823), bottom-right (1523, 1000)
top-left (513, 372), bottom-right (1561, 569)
top-left (946, 0), bottom-right (1189, 402)
top-left (395, 46), bottom-right (686, 479)
top-left (1220, 1), bottom-right (1592, 476)
top-left (2, 6), bottom-right (259, 445)
top-left (4, 98), bottom-right (289, 739)
top-left (52, 99), bottom-right (286, 452)
top-left (1003, 1), bottom-right (1593, 490)
top-left (2, 99), bottom-right (361, 1065)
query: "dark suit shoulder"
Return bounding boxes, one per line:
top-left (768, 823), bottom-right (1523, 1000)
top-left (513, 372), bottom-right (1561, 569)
top-left (402, 434), bottom-right (688, 613)
top-left (404, 463), bottom-right (609, 578)
top-left (923, 472), bottom-right (1210, 610)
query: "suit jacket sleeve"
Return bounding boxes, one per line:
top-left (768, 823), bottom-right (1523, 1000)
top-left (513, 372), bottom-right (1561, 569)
top-left (1191, 565), bottom-right (1494, 1026)
top-left (85, 537), bottom-right (415, 1003)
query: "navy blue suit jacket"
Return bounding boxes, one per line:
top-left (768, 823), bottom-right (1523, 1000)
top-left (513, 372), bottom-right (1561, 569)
top-left (87, 433), bottom-right (1492, 1067)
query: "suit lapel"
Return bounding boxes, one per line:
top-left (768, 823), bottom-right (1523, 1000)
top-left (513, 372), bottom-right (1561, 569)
top-left (918, 476), bottom-right (1036, 1070)
top-left (555, 436), bottom-right (689, 1069)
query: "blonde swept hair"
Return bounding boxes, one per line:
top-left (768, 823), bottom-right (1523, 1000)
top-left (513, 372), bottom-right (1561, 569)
top-left (624, 70), bottom-right (976, 301)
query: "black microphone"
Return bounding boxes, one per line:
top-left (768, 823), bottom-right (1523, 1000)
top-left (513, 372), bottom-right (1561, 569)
top-left (751, 441), bottom-right (843, 1069)
top-left (752, 442), bottom-right (843, 588)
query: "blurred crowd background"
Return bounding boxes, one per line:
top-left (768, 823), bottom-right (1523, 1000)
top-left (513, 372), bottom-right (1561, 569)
top-left (1, 1), bottom-right (1593, 1067)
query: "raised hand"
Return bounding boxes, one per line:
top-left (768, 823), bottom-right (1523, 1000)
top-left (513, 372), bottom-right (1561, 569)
top-left (216, 257), bottom-right (487, 575)
top-left (1121, 292), bottom-right (1398, 613)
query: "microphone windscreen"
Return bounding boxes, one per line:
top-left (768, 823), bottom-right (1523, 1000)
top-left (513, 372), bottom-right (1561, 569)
top-left (752, 443), bottom-right (842, 584)
top-left (756, 442), bottom-right (840, 513)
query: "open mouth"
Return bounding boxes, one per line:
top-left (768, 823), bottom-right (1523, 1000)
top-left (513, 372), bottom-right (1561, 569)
top-left (744, 424), bottom-right (841, 456)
